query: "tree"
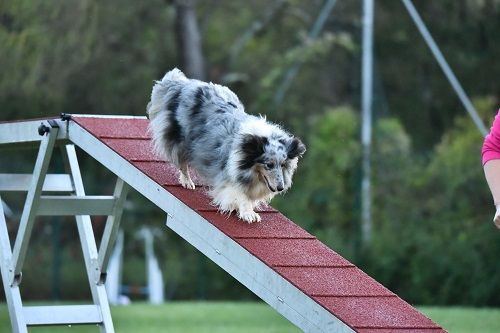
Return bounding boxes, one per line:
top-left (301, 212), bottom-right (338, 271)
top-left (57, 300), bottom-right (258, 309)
top-left (174, 0), bottom-right (205, 80)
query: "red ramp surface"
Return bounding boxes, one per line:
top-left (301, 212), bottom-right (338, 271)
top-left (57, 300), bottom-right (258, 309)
top-left (71, 115), bottom-right (445, 332)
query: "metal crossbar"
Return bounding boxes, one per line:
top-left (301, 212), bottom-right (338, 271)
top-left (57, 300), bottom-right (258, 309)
top-left (23, 305), bottom-right (103, 326)
top-left (0, 120), bottom-right (129, 332)
top-left (37, 195), bottom-right (117, 216)
top-left (0, 174), bottom-right (73, 192)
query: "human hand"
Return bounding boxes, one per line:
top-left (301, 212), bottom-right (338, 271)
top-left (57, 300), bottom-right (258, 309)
top-left (494, 205), bottom-right (500, 229)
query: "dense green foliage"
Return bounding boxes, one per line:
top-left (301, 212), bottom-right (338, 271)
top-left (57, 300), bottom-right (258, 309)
top-left (1, 0), bottom-right (499, 306)
top-left (274, 99), bottom-right (500, 306)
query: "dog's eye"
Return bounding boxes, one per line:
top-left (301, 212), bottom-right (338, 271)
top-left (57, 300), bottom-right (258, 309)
top-left (266, 162), bottom-right (275, 169)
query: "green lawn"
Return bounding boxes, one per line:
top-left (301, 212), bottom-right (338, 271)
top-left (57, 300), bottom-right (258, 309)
top-left (0, 302), bottom-right (499, 332)
top-left (420, 307), bottom-right (500, 333)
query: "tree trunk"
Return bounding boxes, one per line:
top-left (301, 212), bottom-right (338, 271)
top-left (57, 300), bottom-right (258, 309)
top-left (174, 0), bottom-right (205, 80)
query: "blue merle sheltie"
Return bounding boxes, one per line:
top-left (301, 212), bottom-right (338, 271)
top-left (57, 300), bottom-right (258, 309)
top-left (147, 68), bottom-right (306, 223)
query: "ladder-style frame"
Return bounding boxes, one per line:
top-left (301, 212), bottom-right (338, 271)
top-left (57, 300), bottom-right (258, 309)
top-left (0, 120), bottom-right (129, 332)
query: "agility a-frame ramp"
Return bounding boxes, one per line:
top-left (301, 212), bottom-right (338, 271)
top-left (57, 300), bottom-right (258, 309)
top-left (0, 115), bottom-right (445, 333)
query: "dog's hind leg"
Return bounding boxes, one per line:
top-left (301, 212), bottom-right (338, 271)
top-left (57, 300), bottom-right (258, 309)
top-left (179, 164), bottom-right (195, 189)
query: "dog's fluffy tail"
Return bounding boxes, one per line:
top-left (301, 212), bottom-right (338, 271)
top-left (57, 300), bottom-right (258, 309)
top-left (147, 68), bottom-right (189, 163)
top-left (159, 67), bottom-right (188, 84)
top-left (147, 68), bottom-right (187, 119)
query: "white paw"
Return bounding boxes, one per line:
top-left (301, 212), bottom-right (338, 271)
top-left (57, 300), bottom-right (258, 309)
top-left (216, 203), bottom-right (235, 215)
top-left (238, 210), bottom-right (261, 223)
top-left (179, 174), bottom-right (195, 189)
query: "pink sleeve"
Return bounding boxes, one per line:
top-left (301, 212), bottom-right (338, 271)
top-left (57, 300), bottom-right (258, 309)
top-left (482, 109), bottom-right (500, 165)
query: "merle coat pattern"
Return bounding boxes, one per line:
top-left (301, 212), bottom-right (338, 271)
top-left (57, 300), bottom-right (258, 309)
top-left (147, 68), bottom-right (305, 222)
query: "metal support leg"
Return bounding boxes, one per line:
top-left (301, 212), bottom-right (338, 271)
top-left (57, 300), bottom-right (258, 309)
top-left (10, 125), bottom-right (59, 285)
top-left (98, 178), bottom-right (129, 284)
top-left (0, 195), bottom-right (27, 333)
top-left (62, 144), bottom-right (115, 333)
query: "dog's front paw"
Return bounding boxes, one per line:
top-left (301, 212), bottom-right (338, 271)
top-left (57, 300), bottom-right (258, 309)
top-left (179, 174), bottom-right (195, 190)
top-left (238, 210), bottom-right (261, 223)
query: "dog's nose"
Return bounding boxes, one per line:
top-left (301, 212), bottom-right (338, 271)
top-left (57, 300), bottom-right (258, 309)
top-left (277, 185), bottom-right (284, 192)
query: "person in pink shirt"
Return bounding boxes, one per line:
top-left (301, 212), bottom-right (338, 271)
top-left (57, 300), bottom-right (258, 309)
top-left (482, 109), bottom-right (500, 229)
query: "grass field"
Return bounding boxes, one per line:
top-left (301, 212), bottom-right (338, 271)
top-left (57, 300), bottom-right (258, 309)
top-left (1, 302), bottom-right (499, 332)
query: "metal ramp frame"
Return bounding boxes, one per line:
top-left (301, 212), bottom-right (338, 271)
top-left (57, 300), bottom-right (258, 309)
top-left (0, 115), bottom-right (446, 333)
top-left (0, 119), bottom-right (129, 332)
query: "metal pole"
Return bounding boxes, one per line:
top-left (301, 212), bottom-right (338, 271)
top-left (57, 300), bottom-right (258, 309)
top-left (361, 0), bottom-right (374, 245)
top-left (401, 0), bottom-right (488, 136)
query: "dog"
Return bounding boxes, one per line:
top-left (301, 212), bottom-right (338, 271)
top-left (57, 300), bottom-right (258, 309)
top-left (147, 68), bottom-right (306, 223)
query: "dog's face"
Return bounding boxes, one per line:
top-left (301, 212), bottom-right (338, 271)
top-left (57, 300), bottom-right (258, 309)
top-left (239, 134), bottom-right (306, 194)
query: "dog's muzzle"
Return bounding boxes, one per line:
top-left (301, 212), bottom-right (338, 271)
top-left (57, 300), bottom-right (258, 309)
top-left (263, 176), bottom-right (284, 192)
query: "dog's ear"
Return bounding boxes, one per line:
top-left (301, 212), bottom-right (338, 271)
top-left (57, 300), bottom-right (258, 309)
top-left (287, 137), bottom-right (306, 159)
top-left (239, 134), bottom-right (268, 169)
